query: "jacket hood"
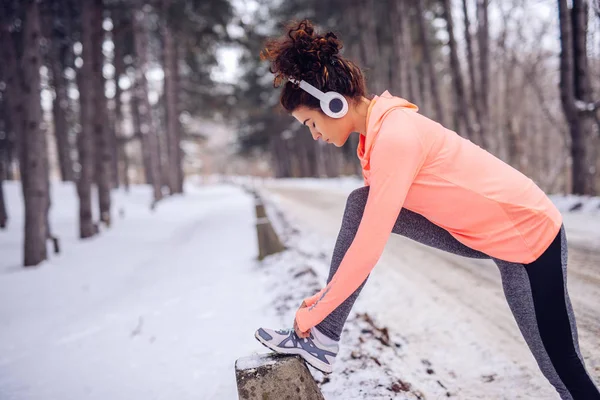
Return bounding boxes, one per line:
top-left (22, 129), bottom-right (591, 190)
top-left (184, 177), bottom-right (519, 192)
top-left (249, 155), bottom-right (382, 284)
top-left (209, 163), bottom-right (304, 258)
top-left (359, 90), bottom-right (419, 168)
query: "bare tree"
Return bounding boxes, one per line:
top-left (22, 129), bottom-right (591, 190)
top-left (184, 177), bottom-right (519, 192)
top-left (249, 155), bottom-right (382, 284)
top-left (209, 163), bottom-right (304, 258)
top-left (20, 1), bottom-right (50, 266)
top-left (497, 3), bottom-right (525, 171)
top-left (91, 0), bottom-right (112, 225)
top-left (162, 0), bottom-right (183, 194)
top-left (111, 12), bottom-right (131, 192)
top-left (390, 0), bottom-right (419, 104)
top-left (0, 34), bottom-right (12, 230)
top-left (1, 17), bottom-right (25, 181)
top-left (0, 116), bottom-right (6, 227)
top-left (78, 0), bottom-right (98, 238)
top-left (414, 0), bottom-right (445, 125)
top-left (476, 0), bottom-right (491, 150)
top-left (46, 19), bottom-right (75, 182)
top-left (133, 4), bottom-right (163, 205)
top-left (356, 0), bottom-right (383, 93)
top-left (442, 0), bottom-right (474, 140)
top-left (0, 181), bottom-right (5, 229)
top-left (559, 0), bottom-right (599, 195)
top-left (462, 0), bottom-right (483, 145)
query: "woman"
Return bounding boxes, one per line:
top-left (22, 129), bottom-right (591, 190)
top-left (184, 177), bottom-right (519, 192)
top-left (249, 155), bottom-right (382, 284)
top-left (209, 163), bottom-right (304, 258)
top-left (254, 19), bottom-right (600, 399)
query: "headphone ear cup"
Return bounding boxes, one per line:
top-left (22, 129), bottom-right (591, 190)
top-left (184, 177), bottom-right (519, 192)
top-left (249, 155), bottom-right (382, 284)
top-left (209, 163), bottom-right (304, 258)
top-left (320, 92), bottom-right (348, 118)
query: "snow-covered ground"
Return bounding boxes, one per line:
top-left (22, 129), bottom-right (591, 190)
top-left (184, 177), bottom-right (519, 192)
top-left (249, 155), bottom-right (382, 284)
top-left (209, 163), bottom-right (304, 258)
top-left (0, 182), bottom-right (281, 400)
top-left (1, 177), bottom-right (599, 400)
top-left (253, 176), bottom-right (600, 399)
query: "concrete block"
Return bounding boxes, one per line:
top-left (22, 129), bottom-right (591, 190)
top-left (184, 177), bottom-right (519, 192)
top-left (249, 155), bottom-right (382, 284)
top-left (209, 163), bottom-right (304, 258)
top-left (235, 353), bottom-right (325, 400)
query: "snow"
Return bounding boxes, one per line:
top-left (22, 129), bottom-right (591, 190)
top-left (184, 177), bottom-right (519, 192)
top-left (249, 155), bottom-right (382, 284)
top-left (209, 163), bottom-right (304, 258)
top-left (0, 181), bottom-right (279, 400)
top-left (1, 177), bottom-right (598, 400)
top-left (234, 353), bottom-right (280, 371)
top-left (251, 177), bottom-right (600, 399)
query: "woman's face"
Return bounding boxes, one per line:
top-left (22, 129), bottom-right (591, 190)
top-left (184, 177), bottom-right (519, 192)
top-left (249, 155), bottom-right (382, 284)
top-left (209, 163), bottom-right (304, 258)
top-left (291, 105), bottom-right (353, 147)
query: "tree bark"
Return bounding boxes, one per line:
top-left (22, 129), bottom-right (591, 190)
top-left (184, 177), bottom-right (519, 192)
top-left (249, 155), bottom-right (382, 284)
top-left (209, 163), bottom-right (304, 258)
top-left (175, 43), bottom-right (185, 192)
top-left (78, 0), bottom-right (97, 238)
top-left (1, 23), bottom-right (24, 182)
top-left (414, 0), bottom-right (445, 126)
top-left (47, 29), bottom-right (74, 182)
top-left (21, 1), bottom-right (50, 266)
top-left (0, 116), bottom-right (6, 226)
top-left (357, 0), bottom-right (383, 93)
top-left (476, 0), bottom-right (491, 150)
top-left (442, 0), bottom-right (473, 140)
top-left (390, 0), bottom-right (417, 101)
top-left (0, 34), bottom-right (10, 229)
top-left (559, 0), bottom-right (595, 195)
top-left (162, 0), bottom-right (183, 194)
top-left (462, 0), bottom-right (483, 145)
top-left (112, 16), bottom-right (130, 191)
top-left (92, 0), bottom-right (112, 225)
top-left (572, 0), bottom-right (596, 194)
top-left (130, 91), bottom-right (153, 184)
top-left (0, 176), bottom-right (6, 228)
top-left (133, 5), bottom-right (163, 205)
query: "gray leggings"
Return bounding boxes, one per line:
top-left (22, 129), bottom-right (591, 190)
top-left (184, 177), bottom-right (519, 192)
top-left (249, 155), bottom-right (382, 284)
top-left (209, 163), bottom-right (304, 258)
top-left (316, 186), bottom-right (599, 400)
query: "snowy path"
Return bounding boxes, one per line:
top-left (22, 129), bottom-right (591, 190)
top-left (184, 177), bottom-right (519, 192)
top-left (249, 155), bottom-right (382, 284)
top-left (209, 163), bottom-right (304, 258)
top-left (262, 183), bottom-right (600, 399)
top-left (0, 183), bottom-right (277, 400)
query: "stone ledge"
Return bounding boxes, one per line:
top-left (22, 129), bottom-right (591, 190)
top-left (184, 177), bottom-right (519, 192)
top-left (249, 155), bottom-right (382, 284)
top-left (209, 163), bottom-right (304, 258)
top-left (235, 353), bottom-right (325, 400)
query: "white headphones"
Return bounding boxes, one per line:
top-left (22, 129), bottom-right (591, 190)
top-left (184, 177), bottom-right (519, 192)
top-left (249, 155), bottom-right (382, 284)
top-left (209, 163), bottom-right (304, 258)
top-left (289, 78), bottom-right (349, 119)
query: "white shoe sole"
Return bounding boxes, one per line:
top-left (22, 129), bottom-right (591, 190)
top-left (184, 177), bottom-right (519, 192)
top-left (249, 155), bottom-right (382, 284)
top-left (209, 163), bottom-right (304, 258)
top-left (254, 331), bottom-right (334, 374)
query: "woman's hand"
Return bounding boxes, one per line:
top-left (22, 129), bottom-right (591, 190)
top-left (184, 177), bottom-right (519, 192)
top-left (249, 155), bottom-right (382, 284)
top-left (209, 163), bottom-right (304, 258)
top-left (294, 300), bottom-right (310, 338)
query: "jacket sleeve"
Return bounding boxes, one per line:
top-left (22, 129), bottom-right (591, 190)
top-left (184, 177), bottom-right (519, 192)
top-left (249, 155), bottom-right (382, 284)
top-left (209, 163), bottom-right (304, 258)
top-left (296, 110), bottom-right (427, 332)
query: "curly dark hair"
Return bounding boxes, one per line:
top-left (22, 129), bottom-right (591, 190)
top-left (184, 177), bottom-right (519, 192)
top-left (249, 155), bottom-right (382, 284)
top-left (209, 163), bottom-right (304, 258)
top-left (260, 19), bottom-right (368, 114)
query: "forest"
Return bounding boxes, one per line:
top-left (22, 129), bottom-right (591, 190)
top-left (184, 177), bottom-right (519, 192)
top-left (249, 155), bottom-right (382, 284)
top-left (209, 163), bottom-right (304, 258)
top-left (1, 0), bottom-right (599, 267)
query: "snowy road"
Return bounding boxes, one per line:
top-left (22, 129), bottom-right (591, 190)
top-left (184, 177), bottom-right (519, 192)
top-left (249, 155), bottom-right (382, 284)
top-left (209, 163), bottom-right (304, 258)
top-left (263, 183), bottom-right (600, 399)
top-left (0, 183), bottom-right (279, 400)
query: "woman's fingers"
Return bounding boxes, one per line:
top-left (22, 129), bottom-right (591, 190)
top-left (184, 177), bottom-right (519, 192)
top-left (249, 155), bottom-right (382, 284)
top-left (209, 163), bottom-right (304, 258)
top-left (294, 319), bottom-right (309, 338)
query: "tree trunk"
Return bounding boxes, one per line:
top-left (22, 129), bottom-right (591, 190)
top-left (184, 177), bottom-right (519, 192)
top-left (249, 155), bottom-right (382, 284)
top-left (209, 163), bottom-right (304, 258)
top-left (112, 14), bottom-right (128, 190)
top-left (48, 31), bottom-right (74, 182)
top-left (558, 0), bottom-right (594, 195)
top-left (0, 124), bottom-right (7, 227)
top-left (129, 93), bottom-right (152, 184)
top-left (0, 36), bottom-right (10, 229)
top-left (390, 0), bottom-right (417, 101)
top-left (175, 43), bottom-right (185, 192)
top-left (42, 3), bottom-right (73, 183)
top-left (78, 0), bottom-right (97, 238)
top-left (20, 1), bottom-right (49, 266)
top-left (1, 23), bottom-right (24, 182)
top-left (402, 1), bottom-right (420, 105)
top-left (442, 0), bottom-right (473, 140)
top-left (0, 176), bottom-right (6, 229)
top-left (476, 0), bottom-right (491, 150)
top-left (91, 0), bottom-right (112, 225)
top-left (155, 103), bottom-right (170, 190)
top-left (414, 0), bottom-right (445, 126)
top-left (356, 0), bottom-right (382, 93)
top-left (133, 5), bottom-right (163, 205)
top-left (463, 0), bottom-right (483, 145)
top-left (162, 0), bottom-right (183, 194)
top-left (345, 133), bottom-right (361, 176)
top-left (572, 0), bottom-right (596, 194)
top-left (325, 144), bottom-right (343, 177)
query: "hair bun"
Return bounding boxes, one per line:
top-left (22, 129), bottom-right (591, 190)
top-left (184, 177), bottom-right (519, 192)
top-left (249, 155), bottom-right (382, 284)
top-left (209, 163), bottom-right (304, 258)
top-left (260, 19), bottom-right (343, 87)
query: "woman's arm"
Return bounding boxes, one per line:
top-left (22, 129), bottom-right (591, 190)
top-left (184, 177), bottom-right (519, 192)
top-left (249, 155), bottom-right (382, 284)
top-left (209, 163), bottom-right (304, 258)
top-left (296, 110), bottom-right (427, 332)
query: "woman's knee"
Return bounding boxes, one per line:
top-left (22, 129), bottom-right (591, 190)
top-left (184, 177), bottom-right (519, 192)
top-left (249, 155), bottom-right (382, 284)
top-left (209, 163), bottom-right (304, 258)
top-left (345, 186), bottom-right (369, 213)
top-left (346, 186), bottom-right (369, 205)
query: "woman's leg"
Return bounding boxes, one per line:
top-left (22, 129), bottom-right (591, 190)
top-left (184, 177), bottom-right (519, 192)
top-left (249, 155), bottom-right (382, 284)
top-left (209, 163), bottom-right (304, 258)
top-left (493, 226), bottom-right (600, 400)
top-left (315, 186), bottom-right (490, 340)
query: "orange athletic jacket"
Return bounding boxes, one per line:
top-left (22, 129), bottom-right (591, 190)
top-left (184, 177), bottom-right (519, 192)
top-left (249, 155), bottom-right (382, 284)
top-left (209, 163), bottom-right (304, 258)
top-left (295, 91), bottom-right (563, 333)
